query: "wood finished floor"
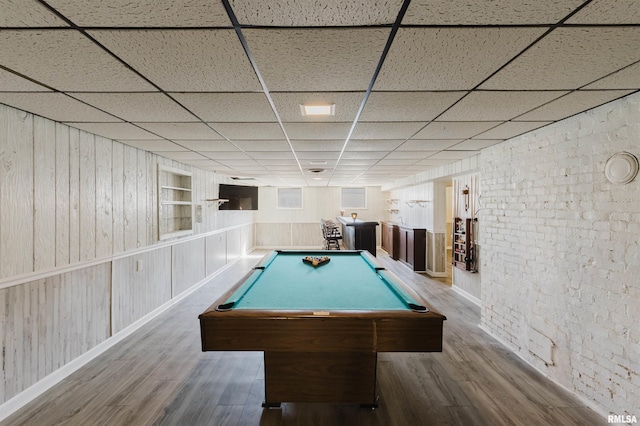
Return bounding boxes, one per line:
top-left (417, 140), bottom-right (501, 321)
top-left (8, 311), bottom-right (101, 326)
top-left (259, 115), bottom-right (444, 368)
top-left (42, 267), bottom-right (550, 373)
top-left (2, 251), bottom-right (605, 426)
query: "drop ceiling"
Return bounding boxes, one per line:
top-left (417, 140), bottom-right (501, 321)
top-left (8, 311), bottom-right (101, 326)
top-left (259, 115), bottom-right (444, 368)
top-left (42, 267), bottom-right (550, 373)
top-left (1, 0), bottom-right (639, 186)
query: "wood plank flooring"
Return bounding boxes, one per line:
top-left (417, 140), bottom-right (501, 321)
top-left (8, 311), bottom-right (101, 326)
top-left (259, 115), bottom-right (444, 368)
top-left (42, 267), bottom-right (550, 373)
top-left (1, 251), bottom-right (605, 425)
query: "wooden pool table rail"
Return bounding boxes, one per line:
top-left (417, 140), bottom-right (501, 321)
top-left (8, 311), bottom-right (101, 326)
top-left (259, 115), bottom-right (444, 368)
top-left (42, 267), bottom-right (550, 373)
top-left (198, 250), bottom-right (446, 407)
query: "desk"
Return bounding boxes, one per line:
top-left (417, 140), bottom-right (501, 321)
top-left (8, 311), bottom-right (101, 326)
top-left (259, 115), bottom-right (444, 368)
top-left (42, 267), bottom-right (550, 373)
top-left (199, 250), bottom-right (446, 407)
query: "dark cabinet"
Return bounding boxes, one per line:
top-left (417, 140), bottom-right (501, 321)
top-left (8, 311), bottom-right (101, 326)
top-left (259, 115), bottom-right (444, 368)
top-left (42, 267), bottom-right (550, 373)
top-left (382, 222), bottom-right (426, 271)
top-left (381, 222), bottom-right (399, 260)
top-left (398, 225), bottom-right (426, 272)
top-left (338, 217), bottom-right (379, 256)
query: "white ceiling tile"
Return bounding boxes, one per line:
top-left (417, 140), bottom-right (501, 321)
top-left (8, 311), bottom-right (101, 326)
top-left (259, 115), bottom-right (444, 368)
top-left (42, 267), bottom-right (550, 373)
top-left (480, 28), bottom-right (640, 90)
top-left (190, 162), bottom-right (227, 172)
top-left (89, 30), bottom-right (261, 92)
top-left (404, 0), bottom-right (584, 25)
top-left (243, 28), bottom-right (390, 91)
top-left (1, 0), bottom-right (69, 27)
top-left (216, 159), bottom-right (262, 167)
top-left (414, 122), bottom-right (501, 139)
top-left (351, 122), bottom-right (426, 139)
top-left (0, 92), bottom-right (119, 122)
top-left (438, 91), bottom-right (569, 121)
top-left (271, 92), bottom-right (364, 122)
top-left (329, 170), bottom-right (362, 175)
top-left (230, 0), bottom-right (404, 25)
top-left (377, 158), bottom-right (419, 166)
top-left (296, 151), bottom-right (341, 160)
top-left (258, 163), bottom-right (301, 171)
top-left (47, 0), bottom-right (230, 26)
top-left (302, 160), bottom-right (337, 168)
top-left (474, 122), bottom-right (551, 140)
top-left (413, 158), bottom-right (457, 167)
top-left (454, 139), bottom-right (504, 150)
top-left (584, 63), bottom-right (640, 90)
top-left (261, 164), bottom-right (301, 170)
top-left (208, 166), bottom-right (239, 174)
top-left (566, 0), bottom-right (640, 24)
top-left (396, 140), bottom-right (462, 151)
top-left (0, 30), bottom-right (155, 91)
top-left (136, 122), bottom-right (223, 140)
top-left (346, 140), bottom-right (405, 151)
top-left (361, 91), bottom-right (466, 121)
top-left (224, 165), bottom-right (267, 171)
top-left (172, 140), bottom-right (240, 151)
top-left (182, 159), bottom-right (223, 168)
top-left (337, 159), bottom-right (378, 166)
top-left (426, 151), bottom-right (479, 160)
top-left (0, 70), bottom-right (52, 91)
top-left (171, 93), bottom-right (276, 122)
top-left (384, 151), bottom-right (434, 160)
top-left (370, 165), bottom-right (427, 172)
top-left (340, 151), bottom-right (387, 160)
top-left (375, 28), bottom-right (546, 90)
top-left (199, 151), bottom-right (252, 160)
top-left (516, 90), bottom-right (634, 121)
top-left (246, 151), bottom-right (295, 160)
top-left (154, 151), bottom-right (208, 161)
top-left (211, 123), bottom-right (285, 140)
top-left (64, 122), bottom-right (158, 140)
top-left (234, 140), bottom-right (292, 151)
top-left (291, 140), bottom-right (344, 151)
top-left (71, 93), bottom-right (198, 122)
top-left (284, 123), bottom-right (352, 140)
top-left (116, 140), bottom-right (188, 152)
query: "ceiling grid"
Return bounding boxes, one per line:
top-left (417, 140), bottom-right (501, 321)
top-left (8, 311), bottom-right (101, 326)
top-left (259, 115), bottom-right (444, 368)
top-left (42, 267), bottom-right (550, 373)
top-left (0, 0), bottom-right (638, 186)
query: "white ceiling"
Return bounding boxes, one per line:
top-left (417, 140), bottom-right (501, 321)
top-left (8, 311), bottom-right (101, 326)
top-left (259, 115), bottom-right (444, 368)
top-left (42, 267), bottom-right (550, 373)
top-left (0, 0), bottom-right (639, 187)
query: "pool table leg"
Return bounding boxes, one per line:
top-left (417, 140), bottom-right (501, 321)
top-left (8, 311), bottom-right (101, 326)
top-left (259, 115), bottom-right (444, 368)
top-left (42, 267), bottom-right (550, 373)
top-left (360, 396), bottom-right (379, 410)
top-left (263, 351), bottom-right (378, 406)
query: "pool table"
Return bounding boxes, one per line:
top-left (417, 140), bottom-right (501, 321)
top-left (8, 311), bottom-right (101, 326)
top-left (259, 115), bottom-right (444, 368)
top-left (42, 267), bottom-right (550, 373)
top-left (199, 250), bottom-right (446, 408)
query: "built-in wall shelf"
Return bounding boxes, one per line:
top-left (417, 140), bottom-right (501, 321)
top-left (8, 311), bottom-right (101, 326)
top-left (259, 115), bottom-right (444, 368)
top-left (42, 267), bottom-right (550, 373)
top-left (453, 217), bottom-right (472, 271)
top-left (158, 165), bottom-right (193, 240)
top-left (386, 199), bottom-right (399, 204)
top-left (386, 209), bottom-right (399, 214)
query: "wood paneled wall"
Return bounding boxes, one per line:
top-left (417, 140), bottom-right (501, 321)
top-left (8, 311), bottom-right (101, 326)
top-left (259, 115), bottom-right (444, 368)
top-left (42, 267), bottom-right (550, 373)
top-left (0, 104), bottom-right (255, 280)
top-left (172, 238), bottom-right (206, 297)
top-left (0, 263), bottom-right (112, 401)
top-left (0, 104), bottom-right (256, 407)
top-left (111, 247), bottom-right (172, 334)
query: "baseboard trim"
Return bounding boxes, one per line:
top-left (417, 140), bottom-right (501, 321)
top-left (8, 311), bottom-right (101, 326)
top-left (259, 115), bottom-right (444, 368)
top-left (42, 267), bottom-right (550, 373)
top-left (478, 324), bottom-right (608, 421)
top-left (0, 255), bottom-right (245, 422)
top-left (451, 285), bottom-right (482, 306)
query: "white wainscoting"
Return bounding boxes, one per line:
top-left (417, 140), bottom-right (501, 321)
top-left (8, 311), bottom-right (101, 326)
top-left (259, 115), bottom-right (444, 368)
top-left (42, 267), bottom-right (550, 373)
top-left (0, 225), bottom-right (254, 419)
top-left (112, 246), bottom-right (172, 334)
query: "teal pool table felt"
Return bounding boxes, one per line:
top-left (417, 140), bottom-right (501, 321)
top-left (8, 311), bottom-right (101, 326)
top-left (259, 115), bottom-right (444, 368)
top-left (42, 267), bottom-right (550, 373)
top-left (224, 251), bottom-right (420, 311)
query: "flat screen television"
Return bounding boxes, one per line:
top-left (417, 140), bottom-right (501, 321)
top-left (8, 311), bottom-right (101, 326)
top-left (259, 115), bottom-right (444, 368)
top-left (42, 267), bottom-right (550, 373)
top-left (219, 184), bottom-right (258, 210)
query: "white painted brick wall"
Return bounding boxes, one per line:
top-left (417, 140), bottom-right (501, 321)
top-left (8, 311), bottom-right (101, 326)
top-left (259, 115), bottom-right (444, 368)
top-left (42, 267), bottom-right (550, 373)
top-left (479, 92), bottom-right (640, 416)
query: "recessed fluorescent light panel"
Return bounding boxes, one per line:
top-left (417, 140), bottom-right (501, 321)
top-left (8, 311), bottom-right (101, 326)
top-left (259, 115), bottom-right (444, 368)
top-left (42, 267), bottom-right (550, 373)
top-left (300, 104), bottom-right (335, 116)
